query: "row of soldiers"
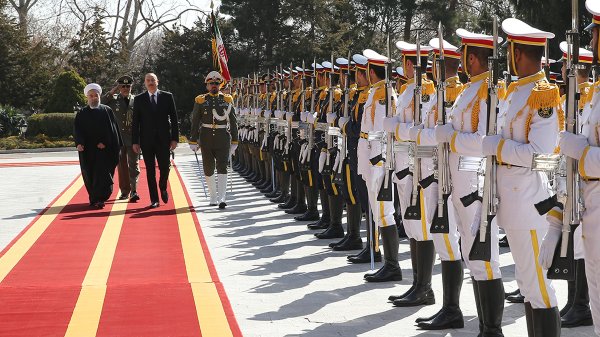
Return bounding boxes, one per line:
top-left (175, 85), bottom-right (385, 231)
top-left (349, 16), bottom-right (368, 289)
top-left (189, 2), bottom-right (600, 336)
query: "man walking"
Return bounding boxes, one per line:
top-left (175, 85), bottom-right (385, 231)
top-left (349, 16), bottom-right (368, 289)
top-left (132, 73), bottom-right (179, 208)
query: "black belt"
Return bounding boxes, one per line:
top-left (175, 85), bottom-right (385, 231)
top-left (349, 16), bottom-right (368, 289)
top-left (497, 162), bottom-right (526, 169)
top-left (395, 167), bottom-right (412, 180)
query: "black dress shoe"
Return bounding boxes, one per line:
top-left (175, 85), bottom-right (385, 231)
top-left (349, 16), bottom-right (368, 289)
top-left (347, 249), bottom-right (382, 264)
top-left (416, 307), bottom-right (464, 330)
top-left (329, 234), bottom-right (349, 248)
top-left (150, 201), bottom-right (160, 208)
top-left (129, 192), bottom-right (140, 202)
top-left (265, 190), bottom-right (279, 198)
top-left (506, 289), bottom-right (525, 303)
top-left (285, 203), bottom-right (307, 214)
top-left (161, 189), bottom-right (169, 203)
top-left (315, 223), bottom-right (344, 239)
top-left (219, 202), bottom-right (227, 209)
top-left (270, 193), bottom-right (287, 203)
top-left (332, 237), bottom-right (363, 251)
top-left (119, 193), bottom-right (129, 200)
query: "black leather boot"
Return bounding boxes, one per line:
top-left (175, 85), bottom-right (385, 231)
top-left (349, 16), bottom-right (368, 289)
top-left (332, 203), bottom-right (363, 251)
top-left (307, 189), bottom-right (330, 229)
top-left (505, 288), bottom-right (524, 303)
top-left (560, 279), bottom-right (575, 316)
top-left (294, 186), bottom-right (319, 221)
top-left (524, 302), bottom-right (534, 337)
top-left (285, 182), bottom-right (306, 213)
top-left (389, 238), bottom-right (417, 301)
top-left (417, 260), bottom-right (464, 329)
top-left (532, 307), bottom-right (560, 337)
top-left (271, 172), bottom-right (290, 202)
top-left (348, 217), bottom-right (381, 263)
top-left (561, 259), bottom-right (593, 327)
top-left (393, 240), bottom-right (435, 307)
top-left (364, 225), bottom-right (402, 282)
top-left (316, 195), bottom-right (344, 239)
top-left (279, 177), bottom-right (297, 209)
top-left (478, 278), bottom-right (505, 337)
top-left (471, 278), bottom-right (485, 335)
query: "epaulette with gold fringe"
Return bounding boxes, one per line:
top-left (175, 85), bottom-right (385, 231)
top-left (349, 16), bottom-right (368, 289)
top-left (319, 87), bottom-right (329, 101)
top-left (334, 88), bottom-right (343, 102)
top-left (422, 79), bottom-right (435, 97)
top-left (398, 84), bottom-right (408, 95)
top-left (527, 80), bottom-right (560, 112)
top-left (445, 77), bottom-right (464, 103)
top-left (224, 94), bottom-right (233, 104)
top-left (195, 94), bottom-right (206, 104)
top-left (358, 89), bottom-right (370, 104)
top-left (349, 86), bottom-right (358, 101)
top-left (498, 80), bottom-right (507, 100)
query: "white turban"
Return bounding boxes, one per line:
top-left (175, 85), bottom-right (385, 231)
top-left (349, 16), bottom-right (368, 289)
top-left (84, 83), bottom-right (102, 96)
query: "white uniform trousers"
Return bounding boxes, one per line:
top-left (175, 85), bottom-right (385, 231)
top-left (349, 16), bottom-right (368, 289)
top-left (505, 228), bottom-right (558, 309)
top-left (421, 157), bottom-right (461, 262)
top-left (366, 165), bottom-right (395, 228)
top-left (395, 172), bottom-right (430, 241)
top-left (582, 181), bottom-right (600, 336)
top-left (449, 154), bottom-right (501, 280)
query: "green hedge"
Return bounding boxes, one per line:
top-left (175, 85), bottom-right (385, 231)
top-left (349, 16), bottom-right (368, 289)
top-left (26, 113), bottom-right (75, 138)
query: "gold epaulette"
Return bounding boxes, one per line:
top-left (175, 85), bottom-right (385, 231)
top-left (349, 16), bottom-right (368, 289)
top-left (446, 77), bottom-right (465, 103)
top-left (334, 88), bottom-right (343, 102)
top-left (305, 87), bottom-right (313, 97)
top-left (580, 83), bottom-right (593, 108)
top-left (319, 88), bottom-right (329, 101)
top-left (372, 85), bottom-right (386, 101)
top-left (292, 90), bottom-right (301, 103)
top-left (224, 94), bottom-right (234, 104)
top-left (195, 94), bottom-right (206, 104)
top-left (358, 89), bottom-right (370, 104)
top-left (398, 83), bottom-right (408, 95)
top-left (477, 80), bottom-right (489, 101)
top-left (269, 91), bottom-right (277, 103)
top-left (422, 79), bottom-right (435, 97)
top-left (349, 86), bottom-right (358, 101)
top-left (527, 80), bottom-right (560, 112)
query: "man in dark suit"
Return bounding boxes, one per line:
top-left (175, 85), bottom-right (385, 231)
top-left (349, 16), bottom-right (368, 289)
top-left (132, 73), bottom-right (179, 208)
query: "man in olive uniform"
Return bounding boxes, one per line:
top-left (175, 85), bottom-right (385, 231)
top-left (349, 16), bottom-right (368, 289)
top-left (102, 75), bottom-right (140, 202)
top-left (189, 71), bottom-right (239, 209)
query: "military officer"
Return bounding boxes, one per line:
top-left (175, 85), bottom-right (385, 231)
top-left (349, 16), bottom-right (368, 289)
top-left (481, 18), bottom-right (560, 336)
top-left (385, 41), bottom-right (437, 305)
top-left (102, 75), bottom-right (140, 202)
top-left (189, 71), bottom-right (239, 209)
top-left (358, 49), bottom-right (402, 283)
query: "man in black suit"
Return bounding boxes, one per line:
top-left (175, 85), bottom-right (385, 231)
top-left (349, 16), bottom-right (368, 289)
top-left (132, 73), bottom-right (179, 208)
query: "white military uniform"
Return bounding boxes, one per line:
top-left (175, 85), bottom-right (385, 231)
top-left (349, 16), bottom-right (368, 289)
top-left (485, 67), bottom-right (560, 309)
top-left (445, 70), bottom-right (502, 280)
top-left (360, 78), bottom-right (396, 228)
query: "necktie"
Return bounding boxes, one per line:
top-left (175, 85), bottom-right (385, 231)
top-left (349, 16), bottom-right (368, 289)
top-left (151, 94), bottom-right (157, 106)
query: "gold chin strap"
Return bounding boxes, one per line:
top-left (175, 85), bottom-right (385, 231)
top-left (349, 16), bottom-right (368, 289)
top-left (462, 45), bottom-right (470, 77)
top-left (510, 41), bottom-right (519, 77)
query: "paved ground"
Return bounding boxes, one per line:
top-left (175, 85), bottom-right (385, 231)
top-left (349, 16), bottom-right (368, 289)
top-left (0, 146), bottom-right (596, 337)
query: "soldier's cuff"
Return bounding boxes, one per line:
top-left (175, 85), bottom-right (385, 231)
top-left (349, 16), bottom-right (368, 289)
top-left (231, 141), bottom-right (239, 145)
top-left (189, 141), bottom-right (198, 145)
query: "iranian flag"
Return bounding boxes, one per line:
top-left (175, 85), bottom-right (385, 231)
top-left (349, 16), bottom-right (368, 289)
top-left (211, 6), bottom-right (231, 82)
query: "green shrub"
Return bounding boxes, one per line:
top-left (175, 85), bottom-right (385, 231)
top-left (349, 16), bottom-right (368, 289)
top-left (26, 113), bottom-right (75, 138)
top-left (0, 105), bottom-right (26, 137)
top-left (0, 135), bottom-right (74, 150)
top-left (46, 71), bottom-right (87, 113)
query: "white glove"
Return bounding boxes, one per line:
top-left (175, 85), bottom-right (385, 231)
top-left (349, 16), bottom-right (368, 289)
top-left (482, 135), bottom-right (502, 156)
top-left (261, 136), bottom-right (267, 150)
top-left (273, 135), bottom-right (280, 150)
top-left (383, 117), bottom-right (398, 132)
top-left (303, 144), bottom-right (311, 163)
top-left (306, 112), bottom-right (317, 124)
top-left (538, 207), bottom-right (563, 269)
top-left (338, 116), bottom-right (350, 129)
top-left (332, 150), bottom-right (341, 172)
top-left (409, 124), bottom-right (424, 142)
top-left (189, 143), bottom-right (199, 152)
top-left (300, 111), bottom-right (308, 122)
top-left (559, 131), bottom-right (589, 159)
top-left (435, 124), bottom-right (455, 143)
top-left (470, 201), bottom-right (482, 237)
top-left (286, 111), bottom-right (294, 122)
top-left (318, 150), bottom-right (327, 173)
top-left (229, 143), bottom-right (238, 156)
top-left (300, 143), bottom-right (308, 163)
top-left (326, 112), bottom-right (337, 124)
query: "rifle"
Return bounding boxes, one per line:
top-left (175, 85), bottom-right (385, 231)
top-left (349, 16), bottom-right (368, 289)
top-left (334, 51), bottom-right (352, 185)
top-left (470, 17), bottom-right (500, 262)
top-left (377, 34), bottom-right (395, 201)
top-left (404, 32), bottom-right (424, 220)
top-left (532, 0), bottom-right (580, 280)
top-left (431, 23), bottom-right (452, 233)
top-left (301, 59), bottom-right (317, 170)
top-left (323, 53), bottom-right (335, 175)
top-left (283, 62), bottom-right (293, 162)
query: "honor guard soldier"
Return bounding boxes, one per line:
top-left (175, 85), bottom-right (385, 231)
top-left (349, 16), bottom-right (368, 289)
top-left (327, 56), bottom-right (364, 251)
top-left (407, 36), bottom-right (466, 330)
top-left (102, 75), bottom-right (140, 202)
top-left (269, 71), bottom-right (291, 204)
top-left (385, 41), bottom-right (437, 305)
top-left (434, 28), bottom-right (505, 335)
top-left (282, 67), bottom-right (310, 215)
top-left (358, 49), bottom-right (402, 283)
top-left (341, 54), bottom-right (381, 261)
top-left (480, 18), bottom-right (560, 336)
top-left (554, 1), bottom-right (600, 333)
top-left (553, 40), bottom-right (594, 328)
top-left (189, 71), bottom-right (239, 209)
top-left (314, 60), bottom-right (345, 240)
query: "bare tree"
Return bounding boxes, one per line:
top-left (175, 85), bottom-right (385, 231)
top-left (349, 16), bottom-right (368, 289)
top-left (8, 0), bottom-right (40, 32)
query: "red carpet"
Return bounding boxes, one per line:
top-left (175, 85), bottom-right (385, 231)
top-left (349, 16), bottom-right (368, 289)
top-left (0, 162), bottom-right (241, 336)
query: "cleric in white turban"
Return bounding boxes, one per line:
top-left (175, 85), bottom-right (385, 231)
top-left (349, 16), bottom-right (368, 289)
top-left (74, 82), bottom-right (123, 208)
